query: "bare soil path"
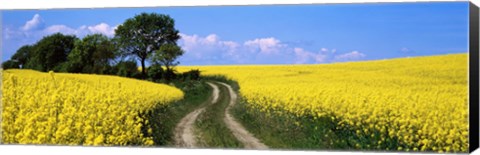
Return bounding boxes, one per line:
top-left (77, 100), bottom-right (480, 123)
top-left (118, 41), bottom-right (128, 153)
top-left (173, 81), bottom-right (267, 149)
top-left (173, 82), bottom-right (219, 148)
top-left (217, 82), bottom-right (269, 149)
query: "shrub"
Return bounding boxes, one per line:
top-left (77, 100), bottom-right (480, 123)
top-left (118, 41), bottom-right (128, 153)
top-left (112, 60), bottom-right (140, 78)
top-left (181, 69), bottom-right (201, 81)
top-left (2, 60), bottom-right (20, 69)
top-left (163, 68), bottom-right (177, 82)
top-left (147, 64), bottom-right (164, 82)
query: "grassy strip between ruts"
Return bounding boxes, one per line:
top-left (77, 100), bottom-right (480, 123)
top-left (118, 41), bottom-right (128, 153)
top-left (140, 79), bottom-right (212, 146)
top-left (194, 81), bottom-right (243, 148)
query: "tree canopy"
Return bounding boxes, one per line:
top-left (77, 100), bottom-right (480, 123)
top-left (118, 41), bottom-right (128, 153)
top-left (25, 33), bottom-right (77, 72)
top-left (150, 44), bottom-right (184, 81)
top-left (62, 34), bottom-right (116, 74)
top-left (114, 12), bottom-right (180, 78)
top-left (11, 45), bottom-right (33, 69)
top-left (151, 44), bottom-right (184, 72)
top-left (3, 12), bottom-right (188, 82)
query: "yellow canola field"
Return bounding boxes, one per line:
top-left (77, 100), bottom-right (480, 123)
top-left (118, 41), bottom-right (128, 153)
top-left (1, 69), bottom-right (184, 146)
top-left (178, 53), bottom-right (468, 152)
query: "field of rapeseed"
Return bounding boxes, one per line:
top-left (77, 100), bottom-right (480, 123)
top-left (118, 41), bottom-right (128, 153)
top-left (1, 69), bottom-right (183, 146)
top-left (178, 53), bottom-right (468, 152)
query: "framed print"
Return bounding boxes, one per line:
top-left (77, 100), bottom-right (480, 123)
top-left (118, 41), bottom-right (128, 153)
top-left (1, 0), bottom-right (479, 154)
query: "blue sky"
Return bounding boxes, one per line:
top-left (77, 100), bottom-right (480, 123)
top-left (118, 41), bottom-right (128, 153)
top-left (1, 2), bottom-right (469, 65)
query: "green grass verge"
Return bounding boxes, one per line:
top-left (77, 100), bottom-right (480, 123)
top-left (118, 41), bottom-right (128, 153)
top-left (231, 99), bottom-right (412, 152)
top-left (142, 79), bottom-right (212, 146)
top-left (194, 82), bottom-right (243, 148)
top-left (206, 75), bottom-right (412, 152)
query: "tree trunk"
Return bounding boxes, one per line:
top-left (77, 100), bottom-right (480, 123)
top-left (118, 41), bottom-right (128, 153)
top-left (141, 57), bottom-right (146, 79)
top-left (165, 64), bottom-right (170, 74)
top-left (165, 64), bottom-right (171, 81)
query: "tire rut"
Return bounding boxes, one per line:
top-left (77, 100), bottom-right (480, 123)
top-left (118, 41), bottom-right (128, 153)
top-left (217, 82), bottom-right (269, 149)
top-left (173, 82), bottom-right (219, 148)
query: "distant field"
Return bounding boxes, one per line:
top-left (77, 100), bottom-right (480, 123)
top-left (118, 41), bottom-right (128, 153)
top-left (2, 69), bottom-right (184, 146)
top-left (178, 53), bottom-right (468, 152)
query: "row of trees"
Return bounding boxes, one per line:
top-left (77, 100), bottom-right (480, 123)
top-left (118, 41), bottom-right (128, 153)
top-left (3, 12), bottom-right (186, 81)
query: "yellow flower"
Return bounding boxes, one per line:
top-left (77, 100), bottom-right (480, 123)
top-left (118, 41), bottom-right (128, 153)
top-left (176, 53), bottom-right (467, 152)
top-left (2, 69), bottom-right (183, 146)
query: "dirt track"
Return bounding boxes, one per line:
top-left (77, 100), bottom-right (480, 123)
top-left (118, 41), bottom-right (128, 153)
top-left (173, 82), bottom-right (219, 148)
top-left (217, 82), bottom-right (269, 149)
top-left (174, 81), bottom-right (267, 149)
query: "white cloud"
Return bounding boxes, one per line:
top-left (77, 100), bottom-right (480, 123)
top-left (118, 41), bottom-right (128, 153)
top-left (87, 23), bottom-right (116, 37)
top-left (221, 41), bottom-right (240, 51)
top-left (204, 34), bottom-right (219, 44)
top-left (400, 47), bottom-right (415, 53)
top-left (178, 33), bottom-right (245, 65)
top-left (180, 33), bottom-right (236, 51)
top-left (177, 33), bottom-right (367, 65)
top-left (294, 47), bottom-right (327, 64)
top-left (3, 27), bottom-right (16, 39)
top-left (179, 33), bottom-right (239, 59)
top-left (178, 34), bottom-right (295, 64)
top-left (21, 14), bottom-right (44, 31)
top-left (7, 14), bottom-right (118, 40)
top-left (334, 51), bottom-right (366, 62)
top-left (244, 37), bottom-right (287, 54)
top-left (319, 47), bottom-right (338, 54)
top-left (294, 48), bottom-right (311, 64)
top-left (320, 48), bottom-right (329, 53)
top-left (43, 23), bottom-right (117, 37)
top-left (44, 25), bottom-right (78, 35)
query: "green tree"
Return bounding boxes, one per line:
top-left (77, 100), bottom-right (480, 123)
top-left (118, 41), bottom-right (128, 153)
top-left (150, 44), bottom-right (184, 80)
top-left (114, 12), bottom-right (180, 78)
top-left (11, 45), bottom-right (33, 68)
top-left (25, 33), bottom-right (77, 71)
top-left (63, 34), bottom-right (116, 74)
top-left (112, 60), bottom-right (141, 78)
top-left (147, 63), bottom-right (164, 81)
top-left (1, 60), bottom-right (20, 69)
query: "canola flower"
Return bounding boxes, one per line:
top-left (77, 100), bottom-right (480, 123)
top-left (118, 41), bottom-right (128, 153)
top-left (2, 69), bottom-right (183, 146)
top-left (178, 53), bottom-right (468, 152)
